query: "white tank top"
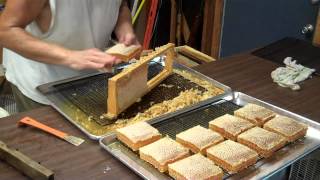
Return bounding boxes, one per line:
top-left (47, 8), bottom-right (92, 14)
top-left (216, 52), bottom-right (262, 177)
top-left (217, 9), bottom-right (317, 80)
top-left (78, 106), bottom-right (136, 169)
top-left (3, 0), bottom-right (122, 104)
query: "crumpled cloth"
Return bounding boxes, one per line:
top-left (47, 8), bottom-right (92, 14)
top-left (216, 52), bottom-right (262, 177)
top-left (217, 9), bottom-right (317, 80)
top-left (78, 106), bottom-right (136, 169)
top-left (0, 107), bottom-right (9, 118)
top-left (271, 57), bottom-right (316, 90)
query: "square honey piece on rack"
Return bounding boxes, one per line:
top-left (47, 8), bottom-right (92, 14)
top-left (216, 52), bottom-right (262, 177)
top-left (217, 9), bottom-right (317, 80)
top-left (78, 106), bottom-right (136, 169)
top-left (234, 103), bottom-right (276, 126)
top-left (176, 125), bottom-right (224, 154)
top-left (237, 127), bottom-right (286, 158)
top-left (207, 140), bottom-right (258, 173)
top-left (116, 122), bottom-right (161, 151)
top-left (263, 115), bottom-right (308, 142)
top-left (139, 137), bottom-right (190, 172)
top-left (209, 114), bottom-right (255, 141)
top-left (168, 153), bottom-right (223, 180)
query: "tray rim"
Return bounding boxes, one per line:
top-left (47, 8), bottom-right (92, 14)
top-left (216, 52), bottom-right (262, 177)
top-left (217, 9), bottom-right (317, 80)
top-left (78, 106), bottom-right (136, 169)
top-left (99, 91), bottom-right (320, 180)
top-left (37, 62), bottom-right (232, 140)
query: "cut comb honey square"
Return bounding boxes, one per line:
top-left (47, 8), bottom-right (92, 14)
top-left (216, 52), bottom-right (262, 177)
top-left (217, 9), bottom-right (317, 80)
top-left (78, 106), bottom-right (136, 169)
top-left (168, 153), bottom-right (223, 180)
top-left (105, 43), bottom-right (141, 61)
top-left (176, 125), bottom-right (224, 154)
top-left (207, 140), bottom-right (258, 173)
top-left (116, 121), bottom-right (161, 151)
top-left (209, 114), bottom-right (255, 141)
top-left (237, 127), bottom-right (286, 158)
top-left (263, 115), bottom-right (308, 142)
top-left (234, 103), bottom-right (276, 126)
top-left (139, 137), bottom-right (190, 172)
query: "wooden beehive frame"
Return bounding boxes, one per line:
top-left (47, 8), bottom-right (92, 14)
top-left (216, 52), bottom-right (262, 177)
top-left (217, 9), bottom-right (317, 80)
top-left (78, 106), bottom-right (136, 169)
top-left (105, 43), bottom-right (175, 119)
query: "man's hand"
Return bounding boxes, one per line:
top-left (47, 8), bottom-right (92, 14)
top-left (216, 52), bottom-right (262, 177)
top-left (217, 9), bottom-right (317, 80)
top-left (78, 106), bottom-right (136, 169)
top-left (65, 48), bottom-right (121, 70)
top-left (118, 32), bottom-right (140, 46)
top-left (114, 0), bottom-right (141, 47)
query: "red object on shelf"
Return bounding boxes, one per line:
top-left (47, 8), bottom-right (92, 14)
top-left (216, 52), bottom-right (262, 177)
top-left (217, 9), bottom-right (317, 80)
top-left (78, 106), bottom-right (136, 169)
top-left (143, 0), bottom-right (159, 49)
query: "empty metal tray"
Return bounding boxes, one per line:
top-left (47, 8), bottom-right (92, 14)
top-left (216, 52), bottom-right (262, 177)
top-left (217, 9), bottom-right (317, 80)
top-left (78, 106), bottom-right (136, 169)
top-left (99, 92), bottom-right (320, 180)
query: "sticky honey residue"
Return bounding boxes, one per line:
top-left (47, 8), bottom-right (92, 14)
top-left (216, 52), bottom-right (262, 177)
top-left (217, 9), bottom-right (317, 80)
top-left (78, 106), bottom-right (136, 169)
top-left (159, 84), bottom-right (174, 88)
top-left (71, 69), bottom-right (224, 136)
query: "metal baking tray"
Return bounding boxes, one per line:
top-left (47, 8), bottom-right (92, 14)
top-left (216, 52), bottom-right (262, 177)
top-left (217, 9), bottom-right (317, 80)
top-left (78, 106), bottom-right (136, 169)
top-left (37, 63), bottom-right (231, 140)
top-left (99, 92), bottom-right (320, 180)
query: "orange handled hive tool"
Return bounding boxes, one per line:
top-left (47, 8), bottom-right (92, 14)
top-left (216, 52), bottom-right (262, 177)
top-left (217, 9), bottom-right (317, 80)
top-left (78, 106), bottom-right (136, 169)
top-left (18, 117), bottom-right (85, 146)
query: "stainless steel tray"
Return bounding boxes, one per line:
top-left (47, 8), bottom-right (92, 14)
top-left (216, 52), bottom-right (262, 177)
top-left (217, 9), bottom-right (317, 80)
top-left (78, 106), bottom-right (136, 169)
top-left (99, 92), bottom-right (320, 180)
top-left (37, 63), bottom-right (231, 140)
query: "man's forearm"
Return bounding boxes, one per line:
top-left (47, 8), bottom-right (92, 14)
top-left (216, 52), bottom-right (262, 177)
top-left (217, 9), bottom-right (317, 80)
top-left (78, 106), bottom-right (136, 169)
top-left (0, 0), bottom-right (71, 66)
top-left (0, 26), bottom-right (118, 70)
top-left (0, 27), bottom-right (70, 66)
top-left (114, 1), bottom-right (134, 38)
top-left (0, 0), bottom-right (119, 70)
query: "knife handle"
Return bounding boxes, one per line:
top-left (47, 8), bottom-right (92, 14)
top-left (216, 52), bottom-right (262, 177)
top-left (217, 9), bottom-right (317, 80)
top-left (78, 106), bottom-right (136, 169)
top-left (18, 117), bottom-right (67, 139)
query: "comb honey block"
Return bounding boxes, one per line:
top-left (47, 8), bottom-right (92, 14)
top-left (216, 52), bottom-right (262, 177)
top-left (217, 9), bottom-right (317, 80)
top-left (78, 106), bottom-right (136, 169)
top-left (234, 103), bottom-right (276, 126)
top-left (116, 122), bottom-right (161, 151)
top-left (263, 115), bottom-right (308, 142)
top-left (139, 137), bottom-right (190, 172)
top-left (176, 125), bottom-right (224, 154)
top-left (207, 140), bottom-right (258, 173)
top-left (105, 43), bottom-right (141, 61)
top-left (209, 114), bottom-right (255, 141)
top-left (168, 153), bottom-right (223, 180)
top-left (237, 127), bottom-right (286, 158)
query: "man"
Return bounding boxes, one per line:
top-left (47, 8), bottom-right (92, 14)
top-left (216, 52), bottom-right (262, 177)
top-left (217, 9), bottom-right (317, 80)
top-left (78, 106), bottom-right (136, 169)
top-left (0, 0), bottom-right (139, 112)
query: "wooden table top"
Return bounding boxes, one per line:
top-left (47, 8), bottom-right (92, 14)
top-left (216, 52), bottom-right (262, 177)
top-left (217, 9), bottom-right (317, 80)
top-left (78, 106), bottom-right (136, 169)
top-left (0, 53), bottom-right (319, 180)
top-left (194, 53), bottom-right (320, 122)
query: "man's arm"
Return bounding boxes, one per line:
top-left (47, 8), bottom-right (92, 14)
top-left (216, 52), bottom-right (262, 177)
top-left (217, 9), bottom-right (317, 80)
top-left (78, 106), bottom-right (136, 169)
top-left (0, 0), bottom-right (117, 70)
top-left (114, 0), bottom-right (140, 46)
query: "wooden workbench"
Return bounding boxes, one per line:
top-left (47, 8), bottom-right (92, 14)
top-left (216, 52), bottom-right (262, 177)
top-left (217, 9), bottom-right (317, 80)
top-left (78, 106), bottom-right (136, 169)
top-left (0, 11), bottom-right (2, 64)
top-left (0, 52), bottom-right (319, 180)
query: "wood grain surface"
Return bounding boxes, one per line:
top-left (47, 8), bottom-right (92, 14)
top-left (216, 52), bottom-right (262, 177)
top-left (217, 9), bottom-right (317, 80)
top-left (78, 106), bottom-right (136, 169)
top-left (313, 8), bottom-right (320, 46)
top-left (0, 107), bottom-right (140, 180)
top-left (195, 53), bottom-right (320, 122)
top-left (0, 52), bottom-right (319, 180)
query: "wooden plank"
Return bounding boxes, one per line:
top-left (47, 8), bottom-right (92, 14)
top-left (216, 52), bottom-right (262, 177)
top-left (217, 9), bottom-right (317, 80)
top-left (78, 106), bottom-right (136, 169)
top-left (0, 140), bottom-right (54, 180)
top-left (0, 46), bottom-right (2, 65)
top-left (176, 45), bottom-right (215, 64)
top-left (210, 0), bottom-right (224, 59)
top-left (170, 0), bottom-right (177, 43)
top-left (175, 54), bottom-right (200, 67)
top-left (0, 11), bottom-right (2, 64)
top-left (201, 0), bottom-right (215, 55)
top-left (201, 0), bottom-right (224, 59)
top-left (313, 8), bottom-right (320, 46)
top-left (182, 13), bottom-right (190, 43)
top-left (176, 8), bottom-right (182, 46)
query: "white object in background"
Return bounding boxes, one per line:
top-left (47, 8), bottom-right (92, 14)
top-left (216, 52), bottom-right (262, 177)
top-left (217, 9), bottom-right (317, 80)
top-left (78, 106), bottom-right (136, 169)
top-left (311, 0), bottom-right (320, 5)
top-left (271, 57), bottom-right (316, 90)
top-left (0, 107), bottom-right (9, 118)
top-left (131, 0), bottom-right (139, 17)
top-left (0, 64), bottom-right (5, 77)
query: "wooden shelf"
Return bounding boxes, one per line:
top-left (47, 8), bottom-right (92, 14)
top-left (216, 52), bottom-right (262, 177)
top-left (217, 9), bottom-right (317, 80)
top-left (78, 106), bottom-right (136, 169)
top-left (0, 11), bottom-right (2, 64)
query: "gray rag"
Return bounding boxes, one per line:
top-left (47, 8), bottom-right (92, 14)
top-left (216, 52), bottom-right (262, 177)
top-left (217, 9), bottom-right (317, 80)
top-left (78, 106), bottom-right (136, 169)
top-left (271, 57), bottom-right (316, 90)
